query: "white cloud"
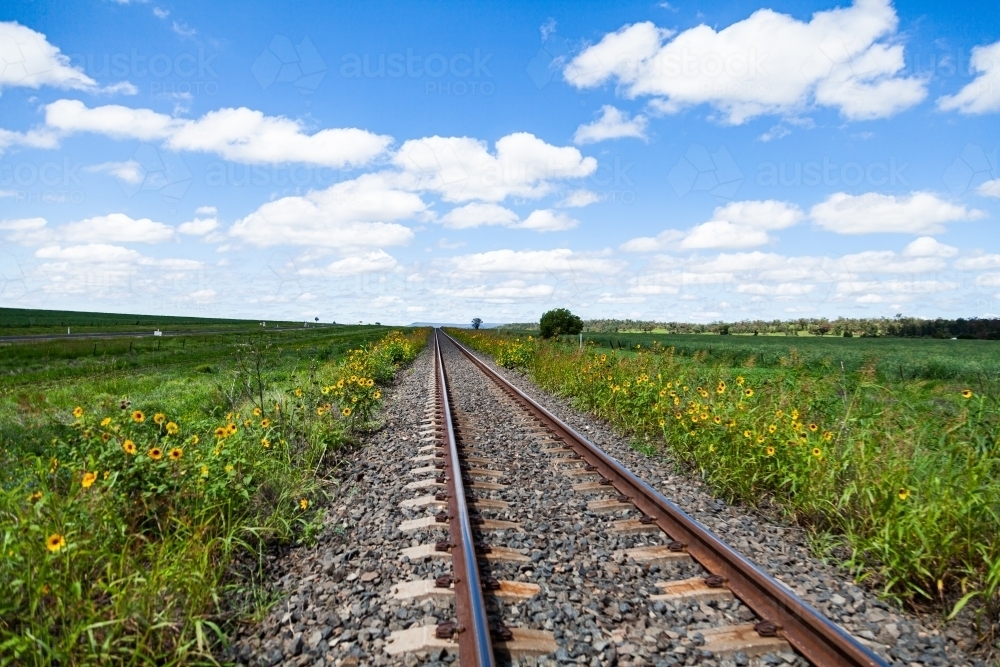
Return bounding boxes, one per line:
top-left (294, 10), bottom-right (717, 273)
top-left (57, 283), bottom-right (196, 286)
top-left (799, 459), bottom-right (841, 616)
top-left (680, 220), bottom-right (771, 249)
top-left (563, 0), bottom-right (926, 123)
top-left (0, 126), bottom-right (59, 154)
top-left (183, 289), bottom-right (217, 304)
top-left (713, 199), bottom-right (804, 230)
top-left (444, 280), bottom-right (555, 300)
top-left (2, 214), bottom-right (176, 245)
top-left (440, 202), bottom-right (518, 229)
top-left (937, 40), bottom-right (1000, 114)
top-left (557, 189), bottom-right (601, 207)
top-left (622, 199), bottom-right (803, 251)
top-left (977, 179), bottom-right (1000, 197)
top-left (956, 254), bottom-right (1000, 271)
top-left (572, 105), bottom-right (648, 144)
top-left (0, 217), bottom-right (46, 231)
top-left (45, 100), bottom-right (392, 167)
top-left (195, 205), bottom-right (217, 216)
top-left (153, 7), bottom-right (170, 19)
top-left (85, 160), bottom-right (144, 184)
top-left (516, 209), bottom-right (578, 232)
top-left (810, 192), bottom-right (985, 234)
top-left (902, 236), bottom-right (958, 258)
top-left (229, 173), bottom-right (421, 249)
top-left (447, 248), bottom-right (623, 276)
top-left (836, 279), bottom-right (958, 296)
top-left (393, 132), bottom-right (596, 202)
top-left (307, 250), bottom-right (399, 276)
top-left (177, 216), bottom-right (218, 236)
top-left (975, 273), bottom-right (1000, 288)
top-left (34, 244), bottom-right (199, 271)
top-left (736, 282), bottom-right (815, 295)
top-left (60, 213), bottom-right (176, 244)
top-left (620, 229), bottom-right (684, 253)
top-left (0, 22), bottom-right (97, 92)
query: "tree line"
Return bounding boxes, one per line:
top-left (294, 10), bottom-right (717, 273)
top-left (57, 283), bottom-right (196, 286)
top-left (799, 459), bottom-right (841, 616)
top-left (496, 316), bottom-right (1000, 339)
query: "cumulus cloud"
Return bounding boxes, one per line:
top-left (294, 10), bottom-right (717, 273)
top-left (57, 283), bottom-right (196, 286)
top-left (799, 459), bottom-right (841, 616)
top-left (2, 213), bottom-right (176, 245)
top-left (177, 216), bottom-right (218, 236)
top-left (736, 282), bottom-right (815, 295)
top-left (45, 100), bottom-right (392, 167)
top-left (59, 213), bottom-right (176, 244)
top-left (84, 160), bottom-right (144, 184)
top-left (563, 0), bottom-right (926, 123)
top-left (443, 280), bottom-right (555, 301)
top-left (937, 40), bottom-right (1000, 114)
top-left (680, 220), bottom-right (771, 249)
top-left (0, 22), bottom-right (97, 92)
top-left (573, 105), bottom-right (648, 144)
top-left (977, 179), bottom-right (1000, 197)
top-left (393, 132), bottom-right (596, 202)
top-left (955, 254), bottom-right (1000, 271)
top-left (902, 236), bottom-right (958, 258)
top-left (516, 209), bottom-right (578, 231)
top-left (440, 203), bottom-right (519, 229)
top-left (810, 191), bottom-right (985, 234)
top-left (447, 248), bottom-right (623, 277)
top-left (229, 173), bottom-right (421, 249)
top-left (31, 243), bottom-right (200, 297)
top-left (621, 200), bottom-right (803, 251)
top-left (0, 126), bottom-right (59, 154)
top-left (305, 250), bottom-right (399, 276)
top-left (557, 189), bottom-right (601, 207)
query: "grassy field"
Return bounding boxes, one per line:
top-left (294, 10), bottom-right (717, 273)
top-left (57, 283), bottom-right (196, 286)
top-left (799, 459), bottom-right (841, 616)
top-left (0, 306), bottom-right (336, 337)
top-left (452, 329), bottom-right (1000, 645)
top-left (531, 330), bottom-right (1000, 386)
top-left (0, 321), bottom-right (427, 665)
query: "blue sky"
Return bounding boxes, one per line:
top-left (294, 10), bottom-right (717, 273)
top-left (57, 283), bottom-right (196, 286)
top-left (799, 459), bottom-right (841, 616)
top-left (1, 0), bottom-right (999, 324)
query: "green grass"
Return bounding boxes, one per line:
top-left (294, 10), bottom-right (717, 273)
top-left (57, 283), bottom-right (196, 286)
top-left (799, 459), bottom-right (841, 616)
top-left (518, 330), bottom-right (1000, 385)
top-left (453, 329), bottom-right (1000, 645)
top-left (0, 306), bottom-right (344, 337)
top-left (0, 325), bottom-right (427, 665)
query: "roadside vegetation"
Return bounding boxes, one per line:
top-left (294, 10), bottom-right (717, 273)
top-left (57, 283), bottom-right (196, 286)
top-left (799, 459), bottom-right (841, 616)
top-left (449, 328), bottom-right (1000, 645)
top-left (0, 325), bottom-right (426, 665)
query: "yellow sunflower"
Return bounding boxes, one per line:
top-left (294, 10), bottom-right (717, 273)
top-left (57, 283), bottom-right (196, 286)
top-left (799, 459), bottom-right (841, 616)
top-left (46, 533), bottom-right (66, 553)
top-left (72, 406), bottom-right (84, 418)
top-left (148, 447), bottom-right (163, 461)
top-left (169, 448), bottom-right (183, 461)
top-left (132, 410), bottom-right (145, 423)
top-left (81, 471), bottom-right (97, 488)
top-left (123, 440), bottom-right (137, 455)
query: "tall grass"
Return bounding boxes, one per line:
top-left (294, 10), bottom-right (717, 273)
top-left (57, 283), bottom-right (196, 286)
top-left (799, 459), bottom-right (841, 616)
top-left (451, 330), bottom-right (1000, 640)
top-left (0, 329), bottom-right (426, 665)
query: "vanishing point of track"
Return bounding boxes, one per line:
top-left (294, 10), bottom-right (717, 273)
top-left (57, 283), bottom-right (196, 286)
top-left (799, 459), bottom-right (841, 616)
top-left (389, 329), bottom-right (888, 666)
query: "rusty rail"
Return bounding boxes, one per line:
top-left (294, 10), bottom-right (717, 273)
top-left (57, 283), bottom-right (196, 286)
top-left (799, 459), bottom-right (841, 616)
top-left (432, 329), bottom-right (496, 667)
top-left (440, 330), bottom-right (887, 667)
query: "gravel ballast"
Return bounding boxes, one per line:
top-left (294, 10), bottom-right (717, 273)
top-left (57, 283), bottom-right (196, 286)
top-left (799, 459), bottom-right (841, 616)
top-left (231, 337), bottom-right (986, 667)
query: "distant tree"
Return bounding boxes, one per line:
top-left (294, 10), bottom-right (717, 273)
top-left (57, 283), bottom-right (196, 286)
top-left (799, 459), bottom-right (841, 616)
top-left (314, 317), bottom-right (319, 323)
top-left (471, 317), bottom-right (483, 330)
top-left (719, 325), bottom-right (730, 335)
top-left (539, 308), bottom-right (583, 338)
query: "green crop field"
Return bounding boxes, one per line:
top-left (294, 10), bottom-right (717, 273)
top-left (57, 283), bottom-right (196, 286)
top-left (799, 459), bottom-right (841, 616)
top-left (452, 328), bottom-right (1000, 639)
top-left (0, 310), bottom-right (427, 664)
top-left (0, 307), bottom-right (290, 337)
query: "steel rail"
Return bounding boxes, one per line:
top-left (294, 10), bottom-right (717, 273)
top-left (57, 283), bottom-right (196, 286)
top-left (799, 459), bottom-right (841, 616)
top-left (440, 329), bottom-right (887, 667)
top-left (433, 329), bottom-right (496, 667)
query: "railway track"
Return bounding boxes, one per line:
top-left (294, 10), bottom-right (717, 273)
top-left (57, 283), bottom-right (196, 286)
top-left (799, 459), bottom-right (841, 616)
top-left (383, 329), bottom-right (888, 666)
